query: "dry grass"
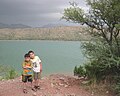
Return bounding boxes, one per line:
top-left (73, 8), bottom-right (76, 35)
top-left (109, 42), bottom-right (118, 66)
top-left (0, 26), bottom-right (91, 41)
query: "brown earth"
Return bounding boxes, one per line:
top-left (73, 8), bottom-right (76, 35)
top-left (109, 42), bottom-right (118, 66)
top-left (0, 74), bottom-right (112, 96)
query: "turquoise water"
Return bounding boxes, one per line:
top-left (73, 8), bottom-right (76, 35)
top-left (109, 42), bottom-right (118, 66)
top-left (0, 40), bottom-right (86, 76)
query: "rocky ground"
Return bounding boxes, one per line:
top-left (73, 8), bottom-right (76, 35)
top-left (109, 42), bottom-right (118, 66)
top-left (0, 74), bottom-right (112, 96)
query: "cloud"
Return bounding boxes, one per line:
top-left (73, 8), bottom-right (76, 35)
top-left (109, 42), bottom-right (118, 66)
top-left (0, 0), bottom-right (87, 27)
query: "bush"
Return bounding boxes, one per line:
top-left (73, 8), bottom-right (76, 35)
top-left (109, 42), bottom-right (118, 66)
top-left (74, 65), bottom-right (86, 77)
top-left (5, 68), bottom-right (18, 79)
top-left (0, 65), bottom-right (18, 80)
top-left (74, 38), bottom-right (120, 95)
top-left (114, 82), bottom-right (120, 96)
top-left (74, 66), bottom-right (78, 76)
top-left (82, 39), bottom-right (120, 82)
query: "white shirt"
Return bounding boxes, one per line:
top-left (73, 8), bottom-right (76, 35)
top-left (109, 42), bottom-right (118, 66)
top-left (31, 56), bottom-right (41, 72)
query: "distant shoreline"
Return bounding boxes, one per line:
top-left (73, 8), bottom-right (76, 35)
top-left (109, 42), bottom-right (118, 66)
top-left (0, 39), bottom-right (89, 41)
top-left (0, 26), bottom-right (91, 41)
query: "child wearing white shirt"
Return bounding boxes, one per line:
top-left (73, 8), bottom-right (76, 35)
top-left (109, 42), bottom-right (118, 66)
top-left (28, 51), bottom-right (42, 90)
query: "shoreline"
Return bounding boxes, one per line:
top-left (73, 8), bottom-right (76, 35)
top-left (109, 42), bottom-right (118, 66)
top-left (0, 26), bottom-right (91, 41)
top-left (0, 39), bottom-right (89, 42)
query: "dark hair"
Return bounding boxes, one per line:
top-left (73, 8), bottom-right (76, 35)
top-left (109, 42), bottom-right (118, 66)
top-left (24, 53), bottom-right (30, 58)
top-left (28, 50), bottom-right (34, 54)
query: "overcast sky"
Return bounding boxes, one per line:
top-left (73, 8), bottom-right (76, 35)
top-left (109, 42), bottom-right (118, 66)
top-left (0, 0), bottom-right (87, 27)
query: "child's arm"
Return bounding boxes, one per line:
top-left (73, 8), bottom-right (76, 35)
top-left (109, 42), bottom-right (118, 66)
top-left (38, 56), bottom-right (42, 72)
top-left (25, 66), bottom-right (32, 69)
top-left (40, 62), bottom-right (42, 72)
top-left (23, 66), bottom-right (28, 69)
top-left (22, 62), bottom-right (32, 69)
top-left (22, 63), bottom-right (31, 69)
top-left (22, 62), bottom-right (26, 69)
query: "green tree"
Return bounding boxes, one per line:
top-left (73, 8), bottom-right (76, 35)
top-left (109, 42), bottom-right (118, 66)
top-left (63, 0), bottom-right (120, 94)
top-left (62, 0), bottom-right (120, 56)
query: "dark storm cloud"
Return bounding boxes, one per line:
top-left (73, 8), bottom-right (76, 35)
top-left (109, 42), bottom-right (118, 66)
top-left (0, 0), bottom-right (87, 27)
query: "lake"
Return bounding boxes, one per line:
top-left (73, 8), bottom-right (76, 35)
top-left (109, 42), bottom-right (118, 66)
top-left (0, 40), bottom-right (86, 76)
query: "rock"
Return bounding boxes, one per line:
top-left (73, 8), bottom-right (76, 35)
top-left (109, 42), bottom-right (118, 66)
top-left (70, 93), bottom-right (76, 96)
top-left (81, 81), bottom-right (89, 85)
top-left (32, 92), bottom-right (37, 96)
top-left (65, 93), bottom-right (76, 96)
top-left (79, 76), bottom-right (84, 79)
top-left (64, 84), bottom-right (69, 88)
top-left (40, 88), bottom-right (45, 90)
top-left (106, 91), bottom-right (109, 94)
top-left (51, 83), bottom-right (54, 88)
top-left (91, 91), bottom-right (94, 96)
top-left (59, 77), bottom-right (65, 81)
top-left (55, 93), bottom-right (62, 96)
top-left (12, 79), bottom-right (15, 82)
top-left (56, 87), bottom-right (61, 90)
top-left (59, 83), bottom-right (64, 86)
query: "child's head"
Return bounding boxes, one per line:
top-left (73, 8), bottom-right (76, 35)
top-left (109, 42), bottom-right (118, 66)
top-left (28, 51), bottom-right (35, 59)
top-left (24, 53), bottom-right (30, 62)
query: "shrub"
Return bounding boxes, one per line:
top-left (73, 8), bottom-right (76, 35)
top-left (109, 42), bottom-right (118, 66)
top-left (0, 65), bottom-right (18, 80)
top-left (74, 66), bottom-right (78, 76)
top-left (74, 65), bottom-right (86, 78)
top-left (5, 68), bottom-right (18, 79)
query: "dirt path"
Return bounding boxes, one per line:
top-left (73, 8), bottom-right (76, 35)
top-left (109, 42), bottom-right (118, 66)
top-left (0, 74), bottom-right (92, 96)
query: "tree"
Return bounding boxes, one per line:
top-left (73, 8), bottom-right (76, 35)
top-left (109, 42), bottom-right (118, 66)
top-left (62, 0), bottom-right (120, 56)
top-left (63, 0), bottom-right (120, 94)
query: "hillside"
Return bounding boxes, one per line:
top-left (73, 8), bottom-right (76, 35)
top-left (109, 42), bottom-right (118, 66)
top-left (0, 74), bottom-right (111, 96)
top-left (0, 23), bottom-right (31, 29)
top-left (0, 26), bottom-right (91, 41)
top-left (0, 74), bottom-right (91, 96)
top-left (0, 74), bottom-right (113, 96)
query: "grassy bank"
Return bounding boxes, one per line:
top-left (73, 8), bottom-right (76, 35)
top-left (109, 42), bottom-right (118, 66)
top-left (0, 26), bottom-right (91, 41)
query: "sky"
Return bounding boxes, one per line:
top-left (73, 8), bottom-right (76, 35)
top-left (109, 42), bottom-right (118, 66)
top-left (0, 0), bottom-right (88, 27)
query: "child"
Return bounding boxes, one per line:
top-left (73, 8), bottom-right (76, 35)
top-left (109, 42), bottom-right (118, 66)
top-left (22, 53), bottom-right (36, 93)
top-left (28, 51), bottom-right (42, 90)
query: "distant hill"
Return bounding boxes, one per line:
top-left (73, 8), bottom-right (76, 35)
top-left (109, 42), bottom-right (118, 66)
top-left (10, 24), bottom-right (31, 28)
top-left (42, 23), bottom-right (68, 28)
top-left (0, 23), bottom-right (10, 28)
top-left (41, 23), bottom-right (81, 28)
top-left (0, 26), bottom-right (91, 41)
top-left (0, 23), bottom-right (31, 28)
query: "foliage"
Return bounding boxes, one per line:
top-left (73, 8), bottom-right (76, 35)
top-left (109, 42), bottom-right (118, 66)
top-left (74, 38), bottom-right (120, 80)
top-left (114, 83), bottom-right (120, 96)
top-left (5, 68), bottom-right (18, 80)
top-left (63, 0), bottom-right (120, 55)
top-left (84, 39), bottom-right (120, 79)
top-left (74, 65), bottom-right (86, 77)
top-left (74, 66), bottom-right (78, 76)
top-left (0, 65), bottom-right (9, 79)
top-left (0, 65), bottom-right (18, 80)
top-left (63, 0), bottom-right (120, 95)
top-left (113, 76), bottom-right (120, 96)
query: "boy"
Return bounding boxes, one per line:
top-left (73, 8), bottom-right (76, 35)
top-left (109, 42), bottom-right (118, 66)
top-left (22, 53), bottom-right (36, 93)
top-left (28, 51), bottom-right (42, 90)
